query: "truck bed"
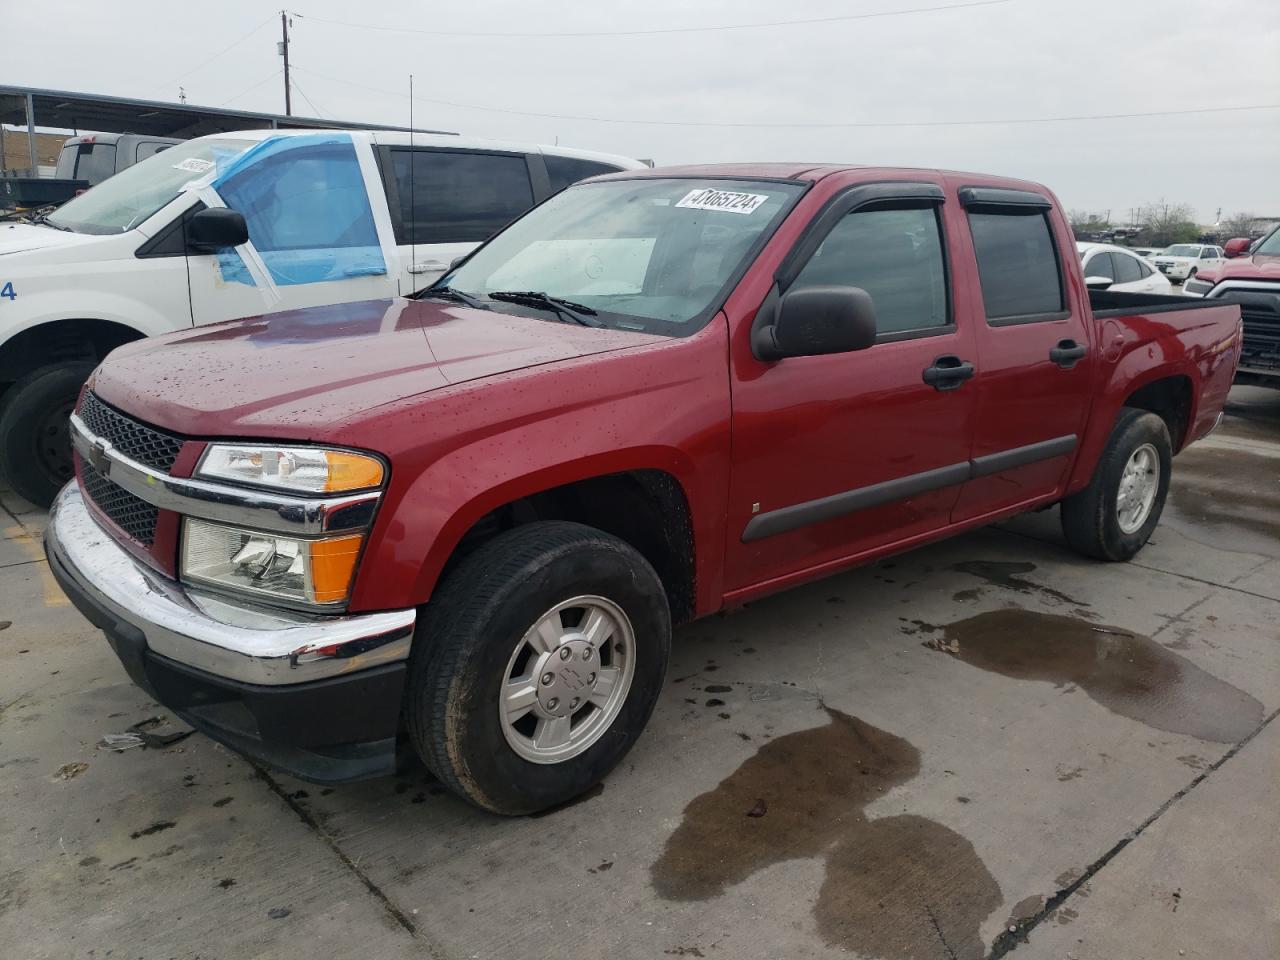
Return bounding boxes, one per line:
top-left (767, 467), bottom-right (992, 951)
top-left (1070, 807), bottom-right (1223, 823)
top-left (1088, 289), bottom-right (1228, 318)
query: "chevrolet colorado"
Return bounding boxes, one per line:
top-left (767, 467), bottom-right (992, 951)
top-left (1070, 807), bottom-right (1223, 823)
top-left (45, 164), bottom-right (1242, 814)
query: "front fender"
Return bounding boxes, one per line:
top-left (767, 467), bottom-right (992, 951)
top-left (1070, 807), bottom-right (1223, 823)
top-left (343, 327), bottom-right (733, 616)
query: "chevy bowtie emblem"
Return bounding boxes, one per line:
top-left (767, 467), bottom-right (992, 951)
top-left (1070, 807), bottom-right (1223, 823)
top-left (89, 438), bottom-right (111, 476)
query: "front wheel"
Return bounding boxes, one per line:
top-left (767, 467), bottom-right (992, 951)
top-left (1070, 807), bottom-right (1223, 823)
top-left (1060, 408), bottom-right (1172, 561)
top-left (405, 521), bottom-right (671, 815)
top-left (0, 361), bottom-right (95, 507)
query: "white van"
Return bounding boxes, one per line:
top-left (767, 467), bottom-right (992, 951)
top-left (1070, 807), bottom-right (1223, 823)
top-left (0, 129), bottom-right (644, 505)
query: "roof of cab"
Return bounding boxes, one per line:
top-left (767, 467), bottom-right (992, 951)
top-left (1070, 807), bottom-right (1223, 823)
top-left (591, 162), bottom-right (1052, 193)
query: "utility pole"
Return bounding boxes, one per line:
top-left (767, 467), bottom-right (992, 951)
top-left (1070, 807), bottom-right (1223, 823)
top-left (279, 11), bottom-right (292, 116)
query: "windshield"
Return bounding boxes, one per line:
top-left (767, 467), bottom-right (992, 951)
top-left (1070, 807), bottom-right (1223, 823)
top-left (437, 177), bottom-right (805, 336)
top-left (47, 137), bottom-right (253, 235)
top-left (1165, 245), bottom-right (1201, 257)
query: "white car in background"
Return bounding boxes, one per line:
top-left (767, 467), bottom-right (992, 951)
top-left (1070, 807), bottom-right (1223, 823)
top-left (1151, 243), bottom-right (1225, 283)
top-left (1077, 242), bottom-right (1173, 294)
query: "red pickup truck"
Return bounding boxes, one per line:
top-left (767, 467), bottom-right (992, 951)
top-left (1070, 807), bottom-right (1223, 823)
top-left (1182, 225), bottom-right (1280, 387)
top-left (45, 164), bottom-right (1241, 814)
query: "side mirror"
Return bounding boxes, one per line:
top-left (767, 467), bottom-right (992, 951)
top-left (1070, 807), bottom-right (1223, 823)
top-left (1223, 237), bottom-right (1251, 259)
top-left (188, 208), bottom-right (249, 252)
top-left (448, 255), bottom-right (467, 272)
top-left (1085, 276), bottom-right (1113, 291)
top-left (755, 286), bottom-right (878, 361)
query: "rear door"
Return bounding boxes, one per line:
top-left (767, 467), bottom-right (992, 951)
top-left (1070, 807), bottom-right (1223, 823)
top-left (724, 178), bottom-right (980, 592)
top-left (949, 184), bottom-right (1095, 522)
top-left (379, 147), bottom-right (538, 292)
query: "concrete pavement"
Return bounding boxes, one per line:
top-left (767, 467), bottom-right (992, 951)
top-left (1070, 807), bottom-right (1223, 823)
top-left (1, 386), bottom-right (1277, 960)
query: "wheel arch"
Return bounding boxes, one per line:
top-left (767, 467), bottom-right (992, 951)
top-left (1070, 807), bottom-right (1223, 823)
top-left (380, 454), bottom-right (706, 626)
top-left (0, 317), bottom-right (147, 388)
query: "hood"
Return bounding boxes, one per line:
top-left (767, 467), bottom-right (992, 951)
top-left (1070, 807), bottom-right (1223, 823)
top-left (0, 222), bottom-right (100, 256)
top-left (90, 297), bottom-right (664, 438)
top-left (1195, 253), bottom-right (1280, 286)
top-left (1154, 254), bottom-right (1193, 262)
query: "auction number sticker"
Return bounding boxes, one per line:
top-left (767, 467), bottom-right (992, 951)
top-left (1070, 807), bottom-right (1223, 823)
top-left (172, 157), bottom-right (215, 174)
top-left (675, 188), bottom-right (769, 215)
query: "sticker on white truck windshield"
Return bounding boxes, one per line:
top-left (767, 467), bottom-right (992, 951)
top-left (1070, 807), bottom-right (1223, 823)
top-left (172, 157), bottom-right (215, 174)
top-left (676, 188), bottom-right (769, 215)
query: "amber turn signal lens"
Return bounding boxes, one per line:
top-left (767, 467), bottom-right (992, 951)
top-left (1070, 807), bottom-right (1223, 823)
top-left (323, 452), bottom-right (384, 493)
top-left (310, 534), bottom-right (365, 603)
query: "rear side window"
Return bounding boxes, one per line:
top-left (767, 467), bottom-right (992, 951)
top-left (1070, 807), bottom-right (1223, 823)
top-left (389, 149), bottom-right (534, 244)
top-left (791, 206), bottom-right (949, 335)
top-left (1113, 252), bottom-right (1143, 283)
top-left (544, 155), bottom-right (623, 193)
top-left (967, 210), bottom-right (1064, 321)
top-left (1084, 251), bottom-right (1115, 282)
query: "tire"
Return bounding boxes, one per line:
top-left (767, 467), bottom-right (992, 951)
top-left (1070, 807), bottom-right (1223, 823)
top-left (1060, 408), bottom-right (1172, 561)
top-left (0, 361), bottom-right (95, 508)
top-left (405, 521), bottom-right (671, 815)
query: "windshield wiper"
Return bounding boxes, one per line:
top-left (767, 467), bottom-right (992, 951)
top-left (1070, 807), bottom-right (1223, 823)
top-left (31, 212), bottom-right (72, 232)
top-left (414, 286), bottom-right (489, 310)
top-left (487, 290), bottom-right (601, 327)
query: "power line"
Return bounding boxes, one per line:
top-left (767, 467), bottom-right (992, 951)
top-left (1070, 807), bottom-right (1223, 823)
top-left (157, 13), bottom-right (277, 94)
top-left (289, 74), bottom-right (325, 118)
top-left (292, 67), bottom-right (1280, 130)
top-left (219, 68), bottom-right (284, 108)
top-left (289, 0), bottom-right (1012, 39)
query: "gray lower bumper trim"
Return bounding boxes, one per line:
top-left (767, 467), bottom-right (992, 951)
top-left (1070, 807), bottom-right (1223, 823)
top-left (46, 484), bottom-right (415, 685)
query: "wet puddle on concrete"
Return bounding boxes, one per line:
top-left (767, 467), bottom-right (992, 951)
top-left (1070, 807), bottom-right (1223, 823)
top-left (938, 609), bottom-right (1264, 743)
top-left (951, 561), bottom-right (1082, 607)
top-left (652, 708), bottom-right (1001, 959)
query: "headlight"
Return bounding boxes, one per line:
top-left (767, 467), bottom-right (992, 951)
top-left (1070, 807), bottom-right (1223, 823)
top-left (182, 518), bottom-right (364, 606)
top-left (197, 444), bottom-right (384, 494)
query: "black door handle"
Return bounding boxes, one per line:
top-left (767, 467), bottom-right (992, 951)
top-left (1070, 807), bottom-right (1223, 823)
top-left (1050, 339), bottom-right (1088, 369)
top-left (922, 355), bottom-right (975, 391)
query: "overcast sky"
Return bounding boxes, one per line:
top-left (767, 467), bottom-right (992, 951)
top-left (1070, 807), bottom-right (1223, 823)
top-left (8, 0), bottom-right (1280, 224)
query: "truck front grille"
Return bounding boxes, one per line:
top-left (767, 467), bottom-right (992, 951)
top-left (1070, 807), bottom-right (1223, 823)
top-left (81, 461), bottom-right (159, 546)
top-left (78, 391), bottom-right (185, 472)
top-left (1241, 306), bottom-right (1280, 370)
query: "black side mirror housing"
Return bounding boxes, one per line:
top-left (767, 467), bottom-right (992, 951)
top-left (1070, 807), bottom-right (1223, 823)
top-left (754, 285), bottom-right (878, 361)
top-left (188, 208), bottom-right (249, 252)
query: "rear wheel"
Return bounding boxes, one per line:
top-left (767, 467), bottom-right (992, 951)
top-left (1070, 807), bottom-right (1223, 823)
top-left (405, 521), bottom-right (671, 815)
top-left (1060, 408), bottom-right (1171, 561)
top-left (0, 362), bottom-right (94, 507)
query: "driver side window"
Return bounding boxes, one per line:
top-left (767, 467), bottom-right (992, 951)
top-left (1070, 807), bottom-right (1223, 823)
top-left (789, 205), bottom-right (949, 336)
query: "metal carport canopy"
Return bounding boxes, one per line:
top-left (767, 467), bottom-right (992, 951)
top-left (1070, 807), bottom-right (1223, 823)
top-left (0, 83), bottom-right (454, 139)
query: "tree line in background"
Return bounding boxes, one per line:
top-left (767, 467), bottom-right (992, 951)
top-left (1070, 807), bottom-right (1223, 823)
top-left (1069, 205), bottom-right (1262, 247)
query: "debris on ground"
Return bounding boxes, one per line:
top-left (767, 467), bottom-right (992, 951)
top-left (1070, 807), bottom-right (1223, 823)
top-left (267, 907), bottom-right (292, 920)
top-left (746, 798), bottom-right (768, 818)
top-left (99, 715), bottom-right (195, 752)
top-left (53, 761), bottom-right (88, 780)
top-left (0, 620), bottom-right (11, 630)
top-left (923, 636), bottom-right (961, 656)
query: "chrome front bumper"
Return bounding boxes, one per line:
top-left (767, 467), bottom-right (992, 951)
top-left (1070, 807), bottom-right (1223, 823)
top-left (46, 483), bottom-right (416, 685)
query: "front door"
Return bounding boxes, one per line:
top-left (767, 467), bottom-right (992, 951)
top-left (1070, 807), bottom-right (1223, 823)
top-left (724, 181), bottom-right (979, 593)
top-left (189, 136), bottom-right (397, 326)
top-left (949, 183), bottom-right (1095, 521)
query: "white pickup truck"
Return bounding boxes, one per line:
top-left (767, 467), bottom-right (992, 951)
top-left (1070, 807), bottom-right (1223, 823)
top-left (0, 129), bottom-right (643, 505)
